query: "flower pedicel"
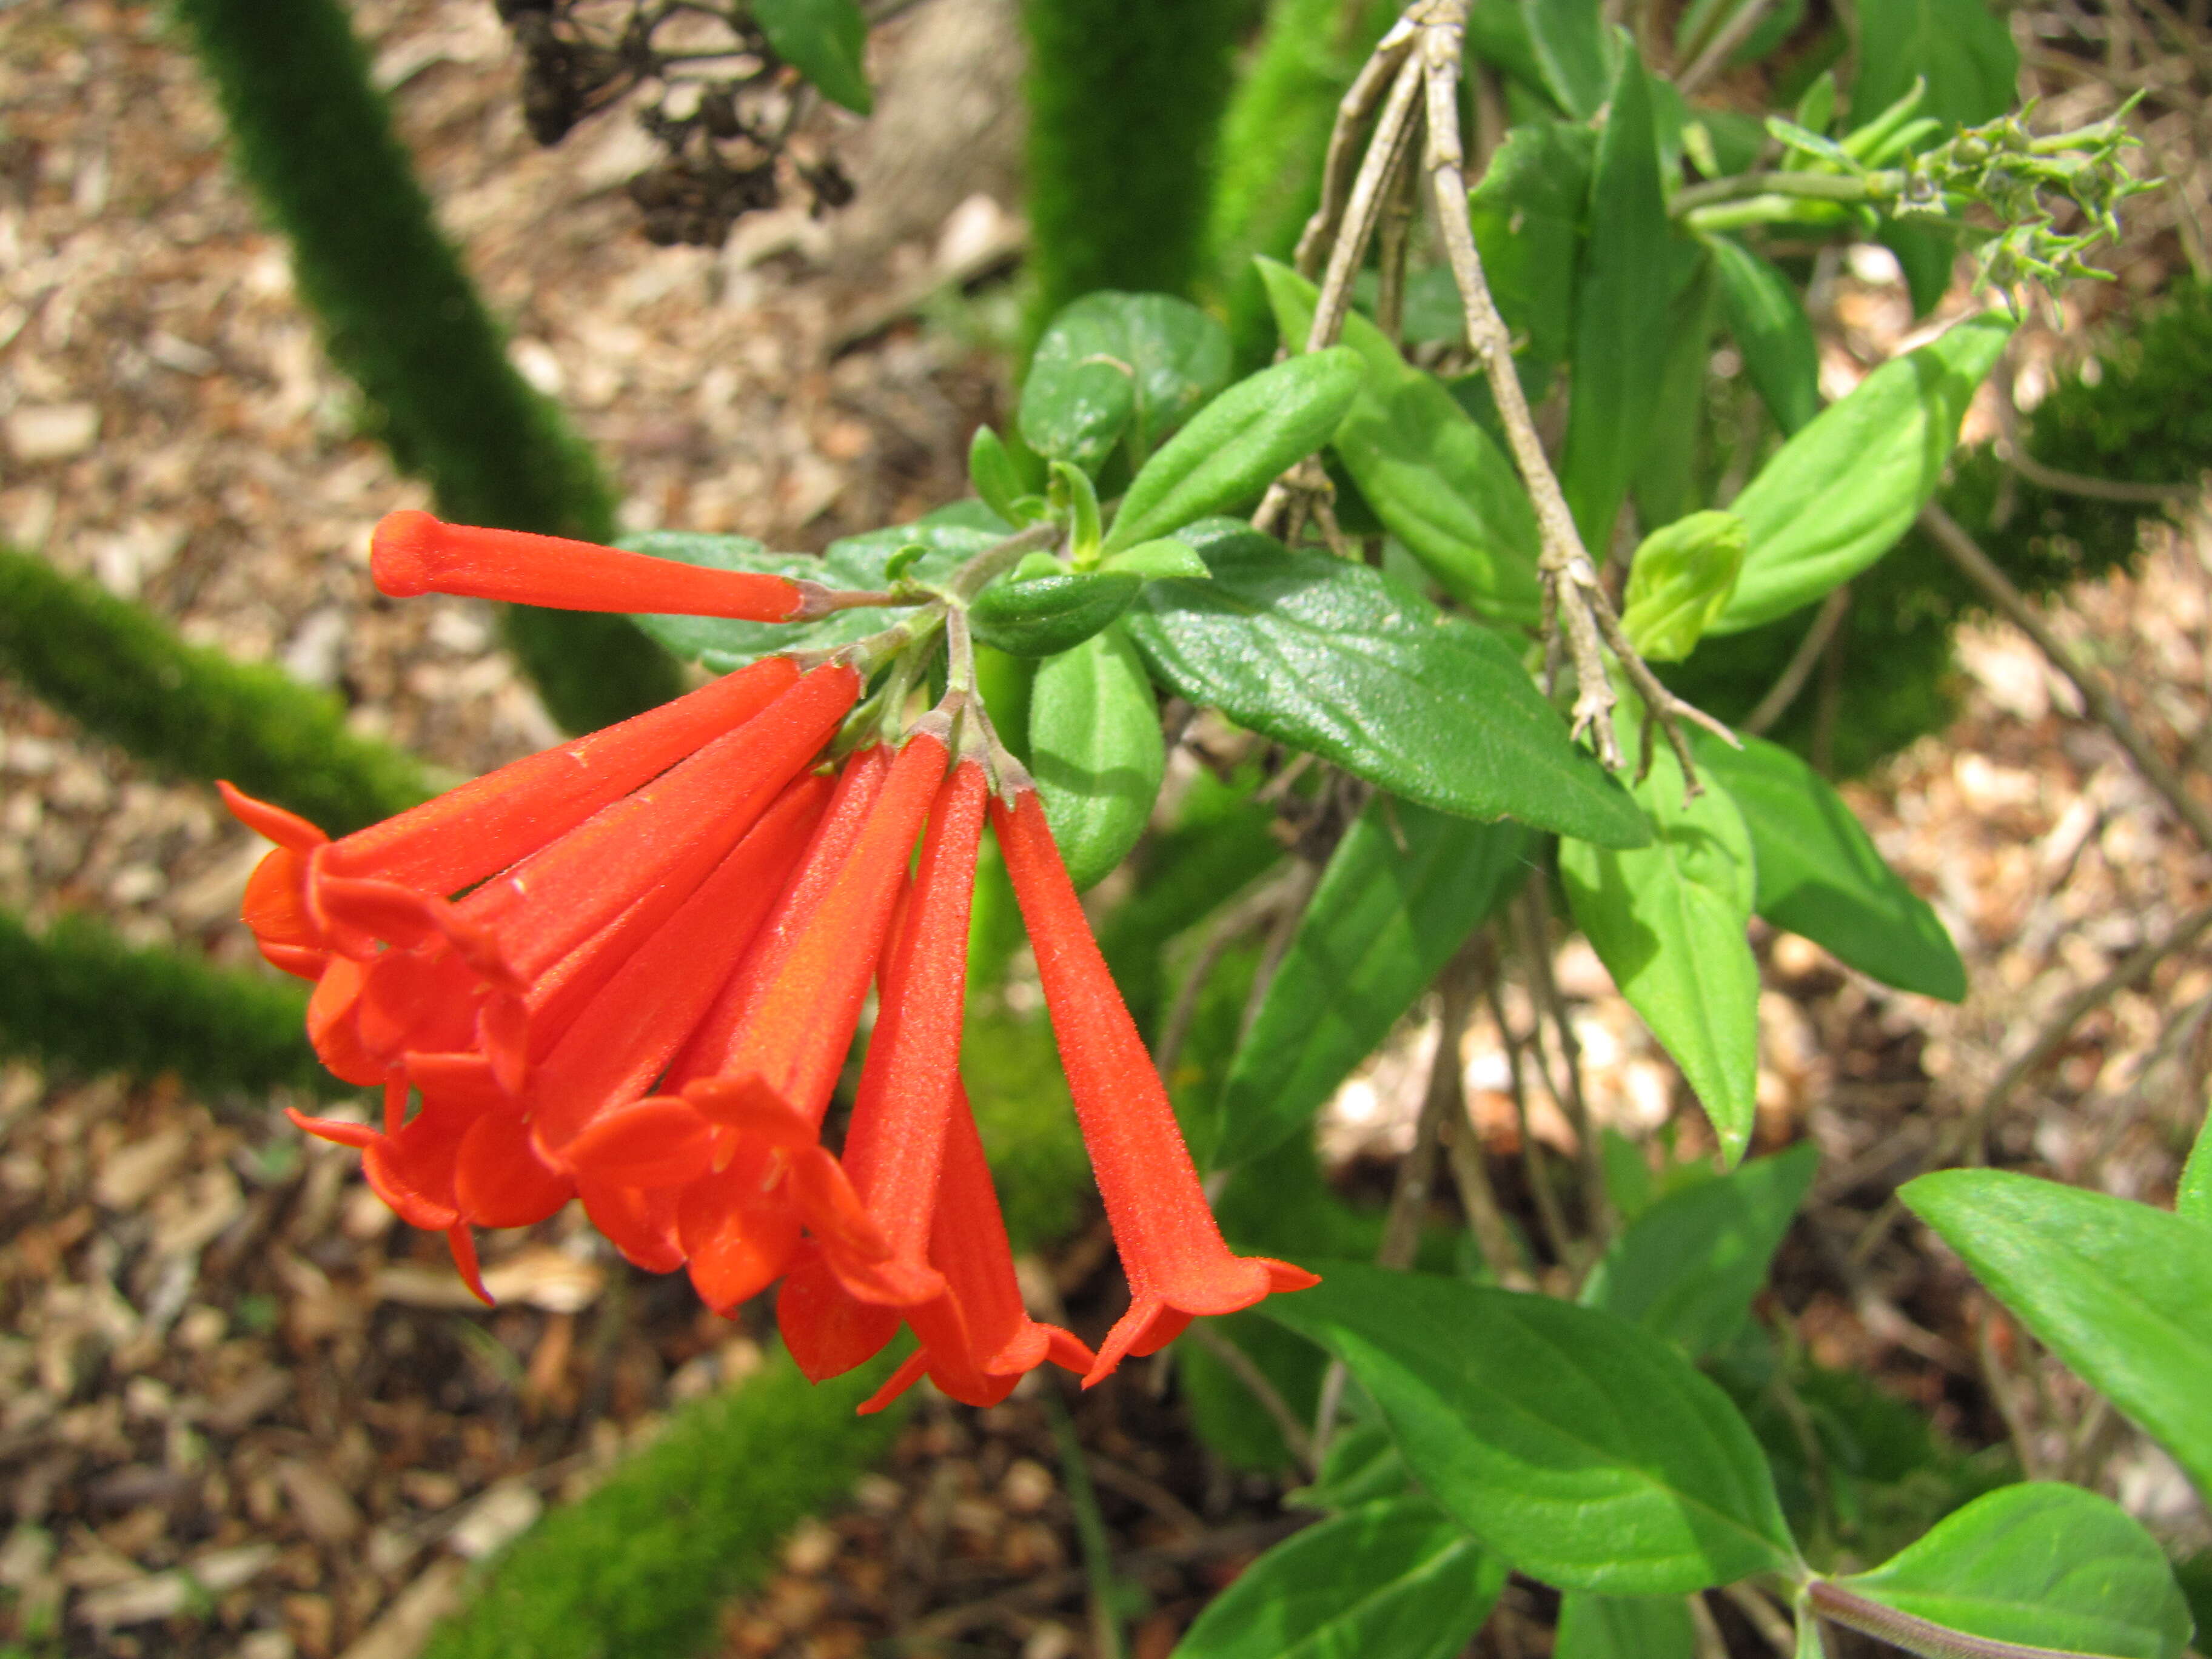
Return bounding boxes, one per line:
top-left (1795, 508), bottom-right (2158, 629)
top-left (224, 511), bottom-right (1314, 1397)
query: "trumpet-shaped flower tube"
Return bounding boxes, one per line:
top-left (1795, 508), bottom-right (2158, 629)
top-left (371, 511), bottom-right (806, 622)
top-left (991, 786), bottom-right (1318, 1383)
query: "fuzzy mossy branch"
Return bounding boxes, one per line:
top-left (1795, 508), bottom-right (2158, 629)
top-left (171, 0), bottom-right (684, 734)
top-left (1019, 0), bottom-right (1248, 330)
top-left (0, 543), bottom-right (434, 836)
top-left (421, 1349), bottom-right (907, 1659)
top-left (0, 908), bottom-right (341, 1103)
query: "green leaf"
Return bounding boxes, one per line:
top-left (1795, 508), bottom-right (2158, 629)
top-left (1561, 47), bottom-right (1676, 555)
top-left (1555, 1594), bottom-right (1699, 1659)
top-left (1255, 258), bottom-right (1544, 626)
top-left (1711, 236), bottom-right (1821, 435)
top-left (1558, 725), bottom-right (1761, 1163)
top-left (1854, 0), bottom-right (2019, 130)
top-left (1691, 731), bottom-right (1966, 1000)
top-left (1289, 1423), bottom-right (1411, 1513)
top-left (1902, 1170), bottom-right (2212, 1498)
top-left (1102, 538), bottom-right (1209, 581)
top-left (622, 507), bottom-right (993, 671)
top-left (752, 0), bottom-right (872, 114)
top-left (1020, 291), bottom-right (1233, 474)
top-left (1622, 511), bottom-right (1748, 663)
top-left (967, 426), bottom-right (1031, 525)
top-left (1518, 0), bottom-right (1614, 118)
top-left (1634, 256), bottom-right (1720, 530)
top-left (2181, 1111), bottom-right (2211, 1225)
top-left (1715, 313), bottom-right (2012, 632)
top-left (1468, 122), bottom-right (1597, 372)
top-left (1582, 1142), bottom-right (1818, 1357)
top-left (1123, 521), bottom-right (1648, 848)
top-left (1173, 1496), bottom-right (1504, 1659)
top-left (1108, 349), bottom-right (1364, 551)
top-left (1263, 1265), bottom-right (1800, 1594)
top-left (1028, 623), bottom-right (1164, 891)
top-left (1217, 796), bottom-right (1530, 1168)
top-left (1831, 1483), bottom-right (2193, 1659)
top-left (969, 571), bottom-right (1141, 659)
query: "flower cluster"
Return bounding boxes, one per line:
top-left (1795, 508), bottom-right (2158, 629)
top-left (226, 511), bottom-right (1313, 1407)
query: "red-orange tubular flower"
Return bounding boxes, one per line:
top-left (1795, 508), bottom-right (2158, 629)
top-left (777, 760), bottom-right (1093, 1404)
top-left (370, 510), bottom-right (809, 621)
top-left (992, 785), bottom-right (1318, 1384)
top-left (227, 509), bottom-right (1313, 1395)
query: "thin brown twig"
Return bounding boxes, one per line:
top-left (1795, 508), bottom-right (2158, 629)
top-left (1516, 870), bottom-right (1613, 1250)
top-left (1414, 0), bottom-right (1732, 786)
top-left (1181, 1322), bottom-right (1318, 1478)
top-left (1920, 502), bottom-right (2212, 853)
top-left (1485, 970), bottom-right (1577, 1270)
top-left (1153, 870), bottom-right (1304, 1081)
top-left (1675, 0), bottom-right (1775, 96)
top-left (1745, 586), bottom-right (1852, 736)
top-left (1717, 1582), bottom-right (1800, 1658)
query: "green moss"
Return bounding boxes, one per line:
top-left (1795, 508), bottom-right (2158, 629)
top-left (423, 1350), bottom-right (905, 1659)
top-left (0, 544), bottom-right (432, 836)
top-left (1209, 0), bottom-right (1400, 367)
top-left (0, 909), bottom-right (341, 1103)
top-left (1020, 0), bottom-right (1248, 330)
top-left (28, 1142), bottom-right (916, 1659)
top-left (171, 0), bottom-right (682, 733)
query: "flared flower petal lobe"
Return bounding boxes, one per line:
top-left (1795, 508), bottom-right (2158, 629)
top-left (578, 1178), bottom-right (686, 1274)
top-left (777, 1244), bottom-right (902, 1382)
top-left (561, 1098), bottom-right (719, 1190)
top-left (453, 1111), bottom-right (574, 1229)
top-left (371, 511), bottom-right (805, 622)
top-left (990, 787), bottom-right (1318, 1385)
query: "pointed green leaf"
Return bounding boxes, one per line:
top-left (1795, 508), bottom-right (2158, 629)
top-left (1582, 1142), bottom-right (1818, 1357)
top-left (1714, 313), bottom-right (2013, 632)
top-left (1902, 1170), bottom-right (2212, 1497)
top-left (1621, 511), bottom-right (1748, 663)
top-left (1122, 521), bottom-right (1649, 847)
top-left (1262, 1265), bottom-right (1800, 1593)
top-left (2181, 1111), bottom-right (2211, 1225)
top-left (968, 571), bottom-right (1140, 659)
top-left (1518, 0), bottom-right (1614, 117)
top-left (1711, 236), bottom-right (1821, 435)
top-left (1021, 291), bottom-right (1233, 474)
top-left (752, 0), bottom-right (872, 114)
top-left (968, 426), bottom-right (1030, 524)
top-left (1102, 538), bottom-right (1209, 581)
top-left (1555, 1593), bottom-right (1699, 1659)
top-left (1854, 0), bottom-right (2019, 130)
top-left (1029, 624), bottom-right (1164, 891)
top-left (1173, 1496), bottom-right (1504, 1659)
top-left (1561, 47), bottom-right (1675, 555)
top-left (1831, 1483), bottom-right (2192, 1659)
top-left (1559, 726), bottom-right (1761, 1162)
top-left (1109, 349), bottom-right (1364, 551)
top-left (1217, 796), bottom-right (1530, 1168)
top-left (1255, 258), bottom-right (1543, 626)
top-left (1692, 731), bottom-right (1966, 1000)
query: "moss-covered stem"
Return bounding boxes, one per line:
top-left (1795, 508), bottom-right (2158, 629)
top-left (172, 0), bottom-right (683, 733)
top-left (0, 544), bottom-right (433, 836)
